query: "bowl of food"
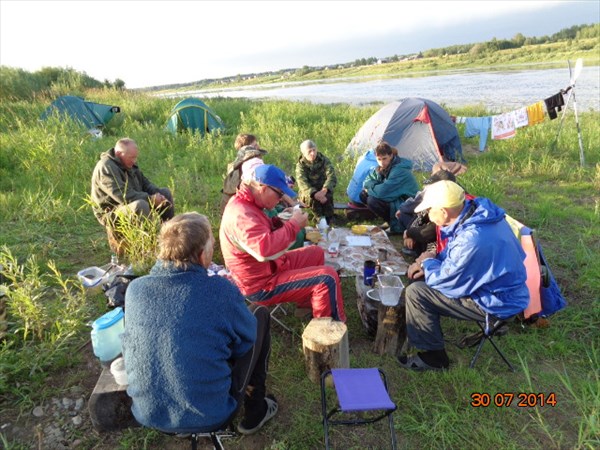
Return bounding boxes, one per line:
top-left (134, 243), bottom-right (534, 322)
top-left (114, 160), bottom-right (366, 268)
top-left (351, 225), bottom-right (368, 235)
top-left (305, 231), bottom-right (322, 243)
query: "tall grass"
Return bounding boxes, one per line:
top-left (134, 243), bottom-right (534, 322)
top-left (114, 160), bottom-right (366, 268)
top-left (0, 90), bottom-right (598, 448)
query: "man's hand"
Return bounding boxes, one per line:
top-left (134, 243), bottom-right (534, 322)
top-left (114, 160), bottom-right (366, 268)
top-left (404, 236), bottom-right (415, 250)
top-left (314, 189), bottom-right (328, 204)
top-left (150, 193), bottom-right (167, 206)
top-left (416, 251), bottom-right (436, 265)
top-left (407, 262), bottom-right (424, 280)
top-left (290, 209), bottom-right (309, 228)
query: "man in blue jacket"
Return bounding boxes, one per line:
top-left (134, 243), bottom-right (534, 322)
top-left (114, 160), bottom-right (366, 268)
top-left (399, 180), bottom-right (530, 370)
top-left (123, 212), bottom-right (278, 435)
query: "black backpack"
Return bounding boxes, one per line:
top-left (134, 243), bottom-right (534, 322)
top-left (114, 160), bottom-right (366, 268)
top-left (102, 274), bottom-right (138, 309)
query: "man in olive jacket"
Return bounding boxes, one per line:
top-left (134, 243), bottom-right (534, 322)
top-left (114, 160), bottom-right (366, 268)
top-left (295, 139), bottom-right (337, 223)
top-left (91, 138), bottom-right (174, 226)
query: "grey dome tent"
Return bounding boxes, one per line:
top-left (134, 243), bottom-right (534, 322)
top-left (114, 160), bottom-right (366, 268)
top-left (41, 95), bottom-right (120, 130)
top-left (166, 98), bottom-right (225, 135)
top-left (346, 98), bottom-right (464, 172)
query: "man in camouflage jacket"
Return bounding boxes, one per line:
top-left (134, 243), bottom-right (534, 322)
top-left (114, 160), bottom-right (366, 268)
top-left (295, 140), bottom-right (337, 223)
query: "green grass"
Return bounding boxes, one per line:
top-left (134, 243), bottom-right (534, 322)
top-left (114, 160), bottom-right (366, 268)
top-left (0, 90), bottom-right (599, 449)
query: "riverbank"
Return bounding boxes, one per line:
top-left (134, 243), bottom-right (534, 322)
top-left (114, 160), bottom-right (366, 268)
top-left (150, 37), bottom-right (599, 94)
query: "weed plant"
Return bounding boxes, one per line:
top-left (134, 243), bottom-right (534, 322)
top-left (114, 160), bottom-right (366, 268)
top-left (0, 90), bottom-right (598, 449)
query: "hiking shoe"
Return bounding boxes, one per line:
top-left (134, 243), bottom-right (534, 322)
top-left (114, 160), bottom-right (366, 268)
top-left (237, 395), bottom-right (278, 435)
top-left (397, 354), bottom-right (448, 371)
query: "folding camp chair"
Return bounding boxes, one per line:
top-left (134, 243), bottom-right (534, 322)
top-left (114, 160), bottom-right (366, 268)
top-left (468, 215), bottom-right (546, 371)
top-left (321, 368), bottom-right (397, 450)
top-left (469, 313), bottom-right (516, 371)
top-left (245, 299), bottom-right (292, 332)
top-left (164, 423), bottom-right (236, 450)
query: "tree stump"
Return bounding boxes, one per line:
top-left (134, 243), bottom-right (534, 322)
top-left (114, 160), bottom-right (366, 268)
top-left (302, 318), bottom-right (350, 384)
top-left (372, 292), bottom-right (407, 357)
top-left (355, 274), bottom-right (379, 337)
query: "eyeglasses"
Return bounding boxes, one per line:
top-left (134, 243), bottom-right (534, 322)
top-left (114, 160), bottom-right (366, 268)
top-left (265, 185), bottom-right (284, 199)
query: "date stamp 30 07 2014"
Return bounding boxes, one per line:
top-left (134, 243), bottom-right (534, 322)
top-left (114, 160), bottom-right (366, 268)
top-left (470, 392), bottom-right (557, 408)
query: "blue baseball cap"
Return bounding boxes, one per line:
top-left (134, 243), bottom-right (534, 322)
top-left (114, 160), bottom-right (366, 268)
top-left (252, 164), bottom-right (297, 198)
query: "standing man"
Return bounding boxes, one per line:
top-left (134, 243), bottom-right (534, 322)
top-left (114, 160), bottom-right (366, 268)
top-left (123, 213), bottom-right (278, 435)
top-left (399, 180), bottom-right (529, 371)
top-left (295, 139), bottom-right (337, 224)
top-left (220, 164), bottom-right (346, 321)
top-left (91, 138), bottom-right (174, 226)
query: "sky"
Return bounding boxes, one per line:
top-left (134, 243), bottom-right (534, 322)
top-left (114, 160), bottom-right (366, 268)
top-left (1, 1), bottom-right (598, 89)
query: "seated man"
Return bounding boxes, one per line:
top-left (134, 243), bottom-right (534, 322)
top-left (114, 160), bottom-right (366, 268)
top-left (359, 141), bottom-right (419, 229)
top-left (399, 180), bottom-right (530, 371)
top-left (346, 148), bottom-right (378, 206)
top-left (295, 139), bottom-right (337, 223)
top-left (220, 164), bottom-right (346, 321)
top-left (220, 133), bottom-right (268, 214)
top-left (123, 212), bottom-right (278, 435)
top-left (91, 137), bottom-right (174, 226)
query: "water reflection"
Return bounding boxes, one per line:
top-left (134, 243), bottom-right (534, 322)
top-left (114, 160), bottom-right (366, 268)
top-left (160, 66), bottom-right (600, 111)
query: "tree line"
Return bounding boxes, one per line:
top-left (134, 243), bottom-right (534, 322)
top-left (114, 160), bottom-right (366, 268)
top-left (0, 66), bottom-right (126, 101)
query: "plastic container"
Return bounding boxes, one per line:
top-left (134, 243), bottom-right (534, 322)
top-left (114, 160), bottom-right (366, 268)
top-left (91, 307), bottom-right (125, 363)
top-left (377, 275), bottom-right (403, 307)
top-left (110, 356), bottom-right (128, 386)
top-left (77, 266), bottom-right (109, 288)
top-left (318, 217), bottom-right (329, 240)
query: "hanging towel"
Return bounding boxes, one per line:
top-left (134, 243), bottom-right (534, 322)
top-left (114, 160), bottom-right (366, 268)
top-left (492, 113), bottom-right (516, 140)
top-left (512, 107), bottom-right (529, 128)
top-left (544, 92), bottom-right (565, 120)
top-left (454, 116), bottom-right (467, 124)
top-left (464, 117), bottom-right (491, 151)
top-left (526, 101), bottom-right (545, 126)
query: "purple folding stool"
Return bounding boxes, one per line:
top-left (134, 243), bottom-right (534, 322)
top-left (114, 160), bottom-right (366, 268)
top-left (320, 368), bottom-right (397, 449)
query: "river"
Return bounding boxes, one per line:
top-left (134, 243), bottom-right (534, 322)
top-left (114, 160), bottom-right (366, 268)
top-left (162, 65), bottom-right (600, 112)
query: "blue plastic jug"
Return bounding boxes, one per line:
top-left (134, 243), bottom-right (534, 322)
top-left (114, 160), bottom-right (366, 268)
top-left (91, 307), bottom-right (125, 363)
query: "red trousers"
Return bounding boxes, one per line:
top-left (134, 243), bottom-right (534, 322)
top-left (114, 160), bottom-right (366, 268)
top-left (245, 246), bottom-right (346, 322)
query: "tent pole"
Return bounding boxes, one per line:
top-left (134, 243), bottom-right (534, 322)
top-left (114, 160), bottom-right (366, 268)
top-left (552, 87), bottom-right (572, 150)
top-left (571, 88), bottom-right (585, 167)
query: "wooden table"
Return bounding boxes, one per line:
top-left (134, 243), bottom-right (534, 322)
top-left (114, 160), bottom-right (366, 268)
top-left (355, 274), bottom-right (408, 357)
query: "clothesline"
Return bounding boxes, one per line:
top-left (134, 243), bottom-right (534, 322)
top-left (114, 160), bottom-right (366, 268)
top-left (452, 89), bottom-right (567, 152)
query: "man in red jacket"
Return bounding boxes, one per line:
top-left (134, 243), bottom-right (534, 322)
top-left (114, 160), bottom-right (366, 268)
top-left (220, 164), bottom-right (345, 321)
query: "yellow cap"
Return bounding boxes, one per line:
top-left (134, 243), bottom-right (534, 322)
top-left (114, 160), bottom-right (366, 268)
top-left (414, 180), bottom-right (465, 213)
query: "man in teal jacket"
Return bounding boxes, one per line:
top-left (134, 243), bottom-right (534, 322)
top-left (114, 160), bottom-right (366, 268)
top-left (399, 181), bottom-right (529, 371)
top-left (360, 141), bottom-right (419, 229)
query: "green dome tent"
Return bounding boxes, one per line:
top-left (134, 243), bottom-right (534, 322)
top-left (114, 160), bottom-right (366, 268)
top-left (166, 98), bottom-right (225, 135)
top-left (41, 95), bottom-right (121, 130)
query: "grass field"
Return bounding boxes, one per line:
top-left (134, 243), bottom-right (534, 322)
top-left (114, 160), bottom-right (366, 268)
top-left (0, 90), bottom-right (599, 449)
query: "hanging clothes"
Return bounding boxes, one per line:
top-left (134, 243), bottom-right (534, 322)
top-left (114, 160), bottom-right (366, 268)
top-left (454, 116), bottom-right (467, 124)
top-left (544, 92), bottom-right (565, 120)
top-left (464, 117), bottom-right (492, 152)
top-left (526, 101), bottom-right (546, 126)
top-left (512, 107), bottom-right (529, 128)
top-left (492, 113), bottom-right (516, 140)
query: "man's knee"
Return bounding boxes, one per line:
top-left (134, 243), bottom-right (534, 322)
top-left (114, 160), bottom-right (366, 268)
top-left (406, 281), bottom-right (428, 305)
top-left (115, 200), bottom-right (151, 218)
